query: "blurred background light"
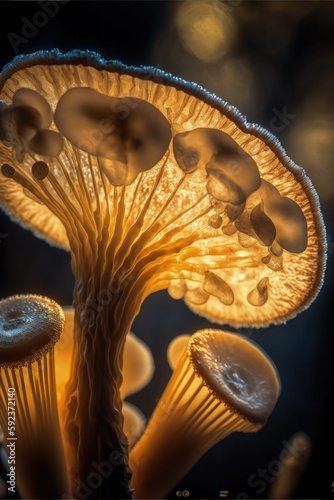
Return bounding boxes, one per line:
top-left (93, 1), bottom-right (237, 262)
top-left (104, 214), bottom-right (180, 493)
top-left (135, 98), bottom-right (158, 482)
top-left (175, 0), bottom-right (236, 62)
top-left (287, 113), bottom-right (334, 202)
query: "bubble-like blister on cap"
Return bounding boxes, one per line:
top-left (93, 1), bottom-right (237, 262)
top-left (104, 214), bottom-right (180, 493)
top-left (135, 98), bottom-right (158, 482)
top-left (32, 160), bottom-right (49, 180)
top-left (54, 88), bottom-right (172, 186)
top-left (247, 278), bottom-right (269, 307)
top-left (203, 271), bottom-right (234, 305)
top-left (1, 163), bottom-right (15, 178)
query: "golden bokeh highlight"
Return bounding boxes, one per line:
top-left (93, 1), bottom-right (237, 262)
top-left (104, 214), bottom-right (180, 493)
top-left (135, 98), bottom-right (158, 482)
top-left (176, 1), bottom-right (236, 62)
top-left (287, 114), bottom-right (334, 202)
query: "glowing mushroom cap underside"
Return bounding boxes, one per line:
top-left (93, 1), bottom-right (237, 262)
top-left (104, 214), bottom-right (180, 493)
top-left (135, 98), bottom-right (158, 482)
top-left (188, 329), bottom-right (281, 424)
top-left (0, 294), bottom-right (64, 368)
top-left (0, 49), bottom-right (327, 328)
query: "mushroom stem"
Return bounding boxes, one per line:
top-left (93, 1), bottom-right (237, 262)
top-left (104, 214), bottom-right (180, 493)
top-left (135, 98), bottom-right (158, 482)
top-left (58, 192), bottom-right (205, 498)
top-left (63, 271), bottom-right (148, 500)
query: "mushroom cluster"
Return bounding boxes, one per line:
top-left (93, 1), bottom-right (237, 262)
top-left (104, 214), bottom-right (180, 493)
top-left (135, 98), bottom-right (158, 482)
top-left (0, 50), bottom-right (326, 499)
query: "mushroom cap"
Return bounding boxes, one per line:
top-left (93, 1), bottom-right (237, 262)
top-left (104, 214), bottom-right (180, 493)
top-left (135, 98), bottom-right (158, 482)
top-left (0, 294), bottom-right (64, 368)
top-left (122, 401), bottom-right (146, 448)
top-left (188, 329), bottom-right (281, 424)
top-left (0, 50), bottom-right (327, 327)
top-left (121, 331), bottom-right (155, 398)
top-left (167, 333), bottom-right (191, 370)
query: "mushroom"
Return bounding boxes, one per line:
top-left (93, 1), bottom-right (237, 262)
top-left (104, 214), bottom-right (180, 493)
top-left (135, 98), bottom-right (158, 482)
top-left (268, 432), bottom-right (312, 500)
top-left (0, 49), bottom-right (326, 498)
top-left (120, 330), bottom-right (155, 399)
top-left (0, 294), bottom-right (71, 499)
top-left (166, 333), bottom-right (191, 370)
top-left (129, 328), bottom-right (281, 499)
top-left (122, 402), bottom-right (146, 449)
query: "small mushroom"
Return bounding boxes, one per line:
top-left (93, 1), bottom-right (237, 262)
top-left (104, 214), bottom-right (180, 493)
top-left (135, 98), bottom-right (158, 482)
top-left (166, 333), bottom-right (191, 370)
top-left (129, 329), bottom-right (280, 499)
top-left (268, 432), bottom-right (312, 500)
top-left (0, 294), bottom-right (70, 500)
top-left (0, 50), bottom-right (326, 498)
top-left (120, 331), bottom-right (155, 399)
top-left (122, 402), bottom-right (146, 449)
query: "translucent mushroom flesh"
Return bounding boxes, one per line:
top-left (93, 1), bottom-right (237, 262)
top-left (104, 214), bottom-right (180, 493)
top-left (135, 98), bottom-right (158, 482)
top-left (0, 294), bottom-right (70, 499)
top-left (0, 50), bottom-right (326, 328)
top-left (130, 329), bottom-right (281, 499)
top-left (0, 50), bottom-right (326, 498)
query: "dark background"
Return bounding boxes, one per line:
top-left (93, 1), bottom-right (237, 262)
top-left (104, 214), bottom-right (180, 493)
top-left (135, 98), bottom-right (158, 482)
top-left (0, 1), bottom-right (334, 499)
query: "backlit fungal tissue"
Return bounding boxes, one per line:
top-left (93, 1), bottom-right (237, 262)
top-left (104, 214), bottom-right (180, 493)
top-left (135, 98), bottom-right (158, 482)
top-left (0, 50), bottom-right (326, 499)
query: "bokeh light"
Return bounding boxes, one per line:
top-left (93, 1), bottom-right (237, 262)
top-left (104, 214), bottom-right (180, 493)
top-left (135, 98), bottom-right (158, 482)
top-left (287, 113), bottom-right (334, 202)
top-left (176, 0), bottom-right (236, 62)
